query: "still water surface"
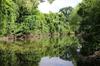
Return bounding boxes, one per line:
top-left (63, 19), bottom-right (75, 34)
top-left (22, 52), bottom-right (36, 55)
top-left (0, 35), bottom-right (79, 66)
top-left (39, 57), bottom-right (74, 66)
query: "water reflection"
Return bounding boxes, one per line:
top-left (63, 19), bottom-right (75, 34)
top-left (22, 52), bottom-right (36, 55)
top-left (39, 57), bottom-right (74, 66)
top-left (0, 35), bottom-right (79, 66)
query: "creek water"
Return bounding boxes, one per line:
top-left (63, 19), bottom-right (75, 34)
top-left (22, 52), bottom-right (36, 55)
top-left (0, 35), bottom-right (81, 66)
top-left (39, 57), bottom-right (74, 66)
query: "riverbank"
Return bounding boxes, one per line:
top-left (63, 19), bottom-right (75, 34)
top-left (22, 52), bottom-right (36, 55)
top-left (77, 51), bottom-right (100, 66)
top-left (0, 32), bottom-right (75, 42)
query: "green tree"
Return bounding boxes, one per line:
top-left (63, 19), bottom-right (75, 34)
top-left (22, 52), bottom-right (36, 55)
top-left (0, 0), bottom-right (18, 35)
top-left (13, 0), bottom-right (39, 35)
top-left (48, 0), bottom-right (54, 3)
top-left (77, 0), bottom-right (100, 55)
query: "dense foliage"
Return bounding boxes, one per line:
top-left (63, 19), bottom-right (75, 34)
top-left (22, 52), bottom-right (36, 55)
top-left (0, 0), bottom-right (73, 36)
top-left (77, 0), bottom-right (100, 55)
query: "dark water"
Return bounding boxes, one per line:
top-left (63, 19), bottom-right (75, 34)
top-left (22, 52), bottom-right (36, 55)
top-left (0, 35), bottom-right (90, 66)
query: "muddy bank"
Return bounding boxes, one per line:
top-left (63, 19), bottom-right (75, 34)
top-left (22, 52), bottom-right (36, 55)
top-left (0, 33), bottom-right (54, 42)
top-left (0, 32), bottom-right (75, 42)
top-left (77, 51), bottom-right (100, 66)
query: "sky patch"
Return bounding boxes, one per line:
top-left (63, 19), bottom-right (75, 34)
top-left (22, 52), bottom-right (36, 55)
top-left (38, 0), bottom-right (82, 13)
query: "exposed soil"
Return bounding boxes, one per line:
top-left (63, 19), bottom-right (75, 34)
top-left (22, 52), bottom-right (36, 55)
top-left (77, 51), bottom-right (100, 66)
top-left (0, 32), bottom-right (75, 42)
